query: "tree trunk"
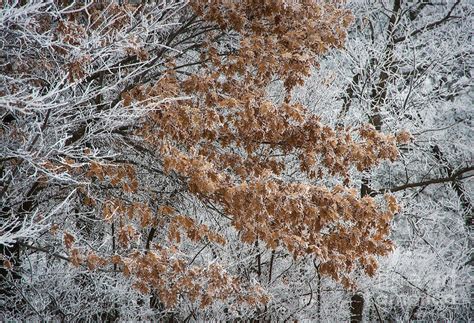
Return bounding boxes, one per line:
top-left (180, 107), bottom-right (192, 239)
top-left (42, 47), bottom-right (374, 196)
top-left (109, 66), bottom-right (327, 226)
top-left (350, 294), bottom-right (364, 323)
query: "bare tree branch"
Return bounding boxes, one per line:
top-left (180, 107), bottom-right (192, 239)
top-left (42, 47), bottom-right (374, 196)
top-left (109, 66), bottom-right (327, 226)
top-left (377, 166), bottom-right (474, 193)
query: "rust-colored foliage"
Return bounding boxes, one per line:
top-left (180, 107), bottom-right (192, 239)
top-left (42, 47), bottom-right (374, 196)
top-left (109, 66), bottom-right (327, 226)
top-left (56, 1), bottom-right (405, 309)
top-left (136, 0), bottom-right (402, 287)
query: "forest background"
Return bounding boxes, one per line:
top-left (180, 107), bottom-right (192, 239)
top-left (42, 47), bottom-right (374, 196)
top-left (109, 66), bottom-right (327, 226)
top-left (0, 0), bottom-right (472, 321)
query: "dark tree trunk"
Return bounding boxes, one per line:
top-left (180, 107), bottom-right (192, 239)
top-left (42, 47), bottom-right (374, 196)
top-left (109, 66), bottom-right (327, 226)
top-left (350, 294), bottom-right (364, 323)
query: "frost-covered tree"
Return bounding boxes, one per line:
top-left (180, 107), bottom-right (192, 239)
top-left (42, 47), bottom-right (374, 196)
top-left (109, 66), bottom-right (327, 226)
top-left (293, 0), bottom-right (472, 320)
top-left (1, 1), bottom-right (411, 321)
top-left (2, 0), bottom-right (470, 321)
top-left (0, 1), bottom-right (199, 319)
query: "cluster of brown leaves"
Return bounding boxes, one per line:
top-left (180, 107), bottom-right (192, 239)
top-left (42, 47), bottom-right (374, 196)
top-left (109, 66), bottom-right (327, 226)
top-left (53, 1), bottom-right (410, 309)
top-left (136, 1), bottom-right (405, 286)
top-left (62, 236), bottom-right (268, 309)
top-left (120, 249), bottom-right (269, 308)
